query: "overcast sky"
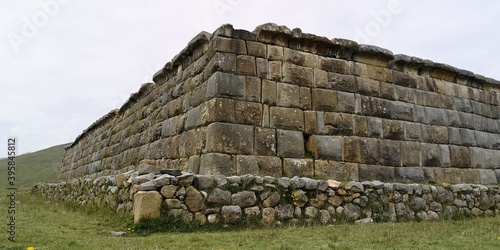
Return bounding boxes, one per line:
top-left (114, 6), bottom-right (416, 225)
top-left (1, 0), bottom-right (500, 155)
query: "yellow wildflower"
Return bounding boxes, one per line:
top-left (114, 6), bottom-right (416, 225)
top-left (27, 247), bottom-right (35, 250)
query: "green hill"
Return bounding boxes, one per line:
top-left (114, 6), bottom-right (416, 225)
top-left (0, 143), bottom-right (70, 189)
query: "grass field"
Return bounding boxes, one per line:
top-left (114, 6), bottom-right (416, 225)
top-left (1, 189), bottom-right (500, 250)
top-left (0, 143), bottom-right (69, 189)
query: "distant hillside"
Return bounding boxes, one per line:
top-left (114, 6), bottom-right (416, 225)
top-left (0, 143), bottom-right (69, 188)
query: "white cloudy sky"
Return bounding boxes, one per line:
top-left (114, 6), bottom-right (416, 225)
top-left (1, 0), bottom-right (499, 155)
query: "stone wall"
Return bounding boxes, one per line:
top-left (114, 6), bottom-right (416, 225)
top-left (36, 169), bottom-right (500, 225)
top-left (60, 23), bottom-right (500, 185)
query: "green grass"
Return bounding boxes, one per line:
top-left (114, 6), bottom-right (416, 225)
top-left (1, 189), bottom-right (500, 250)
top-left (0, 143), bottom-right (69, 189)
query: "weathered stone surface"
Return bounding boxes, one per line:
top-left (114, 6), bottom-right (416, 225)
top-left (262, 207), bottom-right (275, 224)
top-left (207, 188), bottom-right (231, 205)
top-left (283, 158), bottom-right (314, 177)
top-left (306, 135), bottom-right (342, 160)
top-left (195, 175), bottom-right (214, 189)
top-left (200, 153), bottom-right (236, 176)
top-left (221, 205), bottom-right (242, 224)
top-left (133, 191), bottom-right (162, 223)
top-left (160, 185), bottom-right (178, 198)
top-left (205, 122), bottom-right (254, 155)
top-left (270, 107), bottom-right (304, 130)
top-left (231, 191), bottom-right (257, 208)
top-left (185, 186), bottom-right (204, 212)
top-left (262, 191), bottom-right (281, 208)
top-left (275, 204), bottom-right (294, 221)
top-left (277, 129), bottom-right (305, 158)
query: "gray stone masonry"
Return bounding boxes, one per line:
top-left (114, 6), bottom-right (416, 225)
top-left (61, 23), bottom-right (500, 185)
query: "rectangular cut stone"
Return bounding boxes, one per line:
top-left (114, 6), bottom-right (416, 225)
top-left (201, 98), bottom-right (235, 124)
top-left (267, 45), bottom-right (284, 60)
top-left (262, 80), bottom-right (277, 105)
top-left (478, 169), bottom-right (498, 184)
top-left (432, 126), bottom-right (449, 144)
top-left (391, 102), bottom-right (414, 121)
top-left (246, 41), bottom-right (266, 57)
top-left (342, 137), bottom-right (361, 163)
top-left (377, 139), bottom-right (401, 167)
top-left (314, 68), bottom-right (328, 88)
top-left (277, 129), bottom-right (305, 158)
top-left (255, 58), bottom-right (269, 80)
top-left (236, 55), bottom-right (256, 76)
top-left (433, 168), bottom-right (479, 184)
top-left (304, 111), bottom-right (317, 135)
top-left (270, 107), bottom-right (304, 131)
top-left (392, 70), bottom-right (417, 88)
top-left (206, 123), bottom-right (254, 155)
top-left (367, 117), bottom-right (383, 138)
top-left (324, 112), bottom-right (354, 136)
top-left (404, 122), bottom-right (421, 141)
top-left (282, 62), bottom-right (314, 86)
top-left (439, 145), bottom-right (451, 167)
top-left (353, 115), bottom-right (369, 137)
top-left (277, 82), bottom-right (300, 108)
top-left (329, 73), bottom-right (357, 93)
top-left (337, 91), bottom-right (356, 113)
top-left (315, 160), bottom-right (358, 181)
top-left (449, 146), bottom-right (471, 168)
top-left (360, 138), bottom-right (379, 165)
top-left (320, 57), bottom-right (351, 74)
top-left (312, 88), bottom-right (337, 112)
top-left (425, 107), bottom-right (448, 126)
top-left (245, 76), bottom-right (261, 102)
top-left (268, 61), bottom-right (282, 81)
top-left (421, 143), bottom-right (440, 167)
top-left (235, 101), bottom-right (262, 126)
top-left (213, 36), bottom-right (247, 54)
top-left (383, 120), bottom-right (404, 140)
top-left (236, 155), bottom-right (259, 175)
top-left (256, 156), bottom-right (282, 176)
top-left (255, 127), bottom-right (276, 156)
top-left (356, 77), bottom-right (380, 96)
top-left (358, 165), bottom-right (395, 182)
top-left (305, 135), bottom-right (342, 161)
top-left (299, 87), bottom-right (312, 110)
top-left (206, 72), bottom-right (245, 99)
top-left (284, 47), bottom-right (318, 68)
top-left (200, 153), bottom-right (236, 176)
top-left (205, 53), bottom-right (236, 78)
top-left (283, 158), bottom-right (314, 177)
top-left (401, 141), bottom-right (421, 167)
top-left (395, 167), bottom-right (426, 183)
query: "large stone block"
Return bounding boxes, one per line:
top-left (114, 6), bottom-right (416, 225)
top-left (270, 107), bottom-right (304, 131)
top-left (201, 98), bottom-right (235, 124)
top-left (367, 116), bottom-right (383, 138)
top-left (312, 88), bottom-right (337, 112)
top-left (205, 52), bottom-right (236, 77)
top-left (206, 72), bottom-right (245, 99)
top-left (313, 68), bottom-right (329, 88)
top-left (356, 77), bottom-right (380, 96)
top-left (433, 168), bottom-right (480, 184)
top-left (284, 47), bottom-right (318, 68)
top-left (256, 156), bottom-right (282, 176)
top-left (390, 102), bottom-right (414, 121)
top-left (277, 129), bottom-right (305, 158)
top-left (425, 107), bottom-right (448, 126)
top-left (328, 73), bottom-right (357, 92)
top-left (449, 146), bottom-right (471, 168)
top-left (401, 141), bottom-right (421, 167)
top-left (267, 45), bottom-right (284, 60)
top-left (199, 153), bottom-right (236, 176)
top-left (383, 120), bottom-right (404, 140)
top-left (324, 112), bottom-right (354, 136)
top-left (236, 55), bottom-right (256, 76)
top-left (268, 61), bottom-right (282, 81)
top-left (432, 126), bottom-right (449, 144)
top-left (421, 143), bottom-right (440, 167)
top-left (361, 138), bottom-right (379, 165)
top-left (245, 76), bottom-right (261, 102)
top-left (254, 127), bottom-right (277, 156)
top-left (395, 167), bottom-right (426, 183)
top-left (235, 101), bottom-right (262, 126)
top-left (305, 135), bottom-right (342, 161)
top-left (358, 165), bottom-right (395, 182)
top-left (299, 86), bottom-right (312, 110)
top-left (315, 161), bottom-right (359, 181)
top-left (404, 122), bottom-right (422, 141)
top-left (320, 57), bottom-right (351, 74)
top-left (133, 191), bottom-right (162, 223)
top-left (262, 79), bottom-right (277, 105)
top-left (236, 155), bottom-right (259, 175)
top-left (353, 115), bottom-right (369, 137)
top-left (277, 82), bottom-right (300, 108)
top-left (478, 169), bottom-right (497, 185)
top-left (282, 62), bottom-right (313, 86)
top-left (377, 139), bottom-right (401, 167)
top-left (283, 158), bottom-right (314, 177)
top-left (337, 91), bottom-right (356, 113)
top-left (439, 145), bottom-right (451, 167)
top-left (459, 128), bottom-right (476, 147)
top-left (206, 122), bottom-right (254, 154)
top-left (247, 41), bottom-right (266, 57)
top-left (212, 36), bottom-right (247, 54)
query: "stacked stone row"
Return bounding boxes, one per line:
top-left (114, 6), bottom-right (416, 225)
top-left (36, 170), bottom-right (500, 226)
